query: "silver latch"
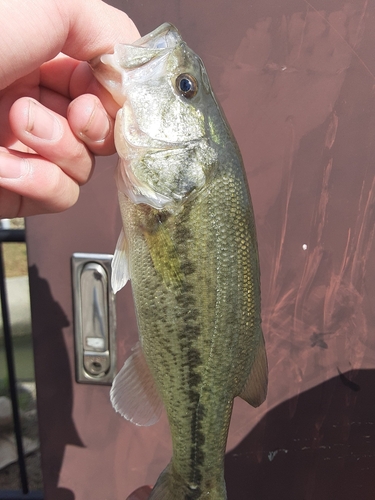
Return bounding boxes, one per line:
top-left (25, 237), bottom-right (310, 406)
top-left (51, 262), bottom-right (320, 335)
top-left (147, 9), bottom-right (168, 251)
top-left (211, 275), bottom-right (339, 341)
top-left (72, 253), bottom-right (116, 384)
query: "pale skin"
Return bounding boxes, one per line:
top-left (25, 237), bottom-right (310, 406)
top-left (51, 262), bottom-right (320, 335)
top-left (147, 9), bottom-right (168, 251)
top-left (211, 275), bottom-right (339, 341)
top-left (3, 3), bottom-right (150, 496)
top-left (0, 0), bottom-right (140, 218)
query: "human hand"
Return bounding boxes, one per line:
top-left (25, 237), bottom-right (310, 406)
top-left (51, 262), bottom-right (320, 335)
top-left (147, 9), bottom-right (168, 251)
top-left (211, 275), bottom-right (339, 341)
top-left (0, 0), bottom-right (139, 218)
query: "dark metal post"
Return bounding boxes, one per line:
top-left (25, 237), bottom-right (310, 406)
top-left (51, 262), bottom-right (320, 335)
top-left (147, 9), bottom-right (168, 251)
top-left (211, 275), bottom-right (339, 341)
top-left (0, 232), bottom-right (28, 493)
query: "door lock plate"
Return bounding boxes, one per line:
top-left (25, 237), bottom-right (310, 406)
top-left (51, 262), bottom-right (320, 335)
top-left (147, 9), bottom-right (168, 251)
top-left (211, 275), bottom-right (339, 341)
top-left (72, 253), bottom-right (116, 384)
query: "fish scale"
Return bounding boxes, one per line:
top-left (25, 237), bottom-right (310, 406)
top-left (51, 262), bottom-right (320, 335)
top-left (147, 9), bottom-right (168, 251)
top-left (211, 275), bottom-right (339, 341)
top-left (91, 22), bottom-right (267, 500)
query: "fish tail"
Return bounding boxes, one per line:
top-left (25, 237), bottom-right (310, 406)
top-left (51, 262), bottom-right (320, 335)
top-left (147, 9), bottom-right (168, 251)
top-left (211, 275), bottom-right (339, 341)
top-left (148, 464), bottom-right (174, 500)
top-left (149, 462), bottom-right (227, 499)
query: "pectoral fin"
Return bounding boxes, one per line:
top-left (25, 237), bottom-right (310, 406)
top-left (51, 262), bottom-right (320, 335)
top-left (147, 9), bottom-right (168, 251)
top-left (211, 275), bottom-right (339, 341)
top-left (110, 342), bottom-right (163, 426)
top-left (239, 335), bottom-right (268, 408)
top-left (111, 228), bottom-right (130, 293)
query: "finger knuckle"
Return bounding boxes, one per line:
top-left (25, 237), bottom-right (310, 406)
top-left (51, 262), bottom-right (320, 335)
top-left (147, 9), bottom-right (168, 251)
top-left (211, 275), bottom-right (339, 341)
top-left (61, 144), bottom-right (94, 185)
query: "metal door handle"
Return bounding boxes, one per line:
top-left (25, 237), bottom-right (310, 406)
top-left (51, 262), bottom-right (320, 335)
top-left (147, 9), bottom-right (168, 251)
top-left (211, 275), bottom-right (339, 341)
top-left (71, 253), bottom-right (116, 384)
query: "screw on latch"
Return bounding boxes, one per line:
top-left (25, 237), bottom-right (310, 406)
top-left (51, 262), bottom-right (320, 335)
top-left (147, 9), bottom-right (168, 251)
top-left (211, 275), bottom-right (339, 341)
top-left (89, 360), bottom-right (104, 375)
top-left (83, 352), bottom-right (111, 379)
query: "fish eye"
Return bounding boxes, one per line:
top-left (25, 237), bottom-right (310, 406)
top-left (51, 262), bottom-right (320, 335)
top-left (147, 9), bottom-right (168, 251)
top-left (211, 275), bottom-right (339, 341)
top-left (176, 73), bottom-right (198, 98)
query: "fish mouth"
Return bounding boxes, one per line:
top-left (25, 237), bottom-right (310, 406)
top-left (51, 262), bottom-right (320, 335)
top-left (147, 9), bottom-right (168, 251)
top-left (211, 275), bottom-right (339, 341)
top-left (108, 23), bottom-right (183, 71)
top-left (90, 23), bottom-right (184, 105)
top-left (133, 23), bottom-right (182, 51)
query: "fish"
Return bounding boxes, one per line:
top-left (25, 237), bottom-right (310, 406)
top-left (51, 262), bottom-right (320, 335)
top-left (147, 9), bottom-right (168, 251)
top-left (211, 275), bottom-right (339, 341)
top-left (90, 22), bottom-right (268, 500)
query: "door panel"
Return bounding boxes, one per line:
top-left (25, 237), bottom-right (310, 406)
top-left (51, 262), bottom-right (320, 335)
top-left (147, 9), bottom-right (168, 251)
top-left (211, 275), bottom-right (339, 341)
top-left (27, 1), bottom-right (375, 499)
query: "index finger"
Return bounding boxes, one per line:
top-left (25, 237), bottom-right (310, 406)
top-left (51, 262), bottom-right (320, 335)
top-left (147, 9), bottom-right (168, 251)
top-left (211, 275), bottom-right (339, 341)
top-left (39, 54), bottom-right (79, 99)
top-left (40, 56), bottom-right (120, 119)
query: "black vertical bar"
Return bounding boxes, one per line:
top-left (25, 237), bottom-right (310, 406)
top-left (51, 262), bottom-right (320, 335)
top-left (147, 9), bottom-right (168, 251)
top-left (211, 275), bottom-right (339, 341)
top-left (0, 229), bottom-right (25, 243)
top-left (0, 243), bottom-right (29, 493)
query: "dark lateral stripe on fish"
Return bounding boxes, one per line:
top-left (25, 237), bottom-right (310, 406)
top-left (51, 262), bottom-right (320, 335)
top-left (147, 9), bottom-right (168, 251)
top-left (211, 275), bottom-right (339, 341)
top-left (185, 487), bottom-right (202, 500)
top-left (174, 209), bottom-right (208, 489)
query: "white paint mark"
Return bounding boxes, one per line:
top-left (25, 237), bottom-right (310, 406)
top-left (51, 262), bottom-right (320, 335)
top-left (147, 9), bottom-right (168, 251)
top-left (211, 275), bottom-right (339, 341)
top-left (268, 449), bottom-right (289, 462)
top-left (268, 451), bottom-right (278, 461)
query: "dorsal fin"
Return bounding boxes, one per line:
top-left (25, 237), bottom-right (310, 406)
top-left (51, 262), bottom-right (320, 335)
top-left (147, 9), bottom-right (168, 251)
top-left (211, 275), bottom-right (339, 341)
top-left (239, 335), bottom-right (268, 408)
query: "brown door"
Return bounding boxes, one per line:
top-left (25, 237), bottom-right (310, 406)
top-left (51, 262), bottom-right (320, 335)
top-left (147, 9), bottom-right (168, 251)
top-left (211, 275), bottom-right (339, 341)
top-left (27, 1), bottom-right (375, 499)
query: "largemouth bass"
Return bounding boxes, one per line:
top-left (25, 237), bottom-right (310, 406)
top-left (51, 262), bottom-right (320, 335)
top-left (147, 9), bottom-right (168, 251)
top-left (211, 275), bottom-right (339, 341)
top-left (91, 23), bottom-right (268, 500)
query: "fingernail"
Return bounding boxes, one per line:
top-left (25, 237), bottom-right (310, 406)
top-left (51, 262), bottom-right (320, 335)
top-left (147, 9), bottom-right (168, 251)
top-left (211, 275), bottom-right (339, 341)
top-left (27, 100), bottom-right (62, 141)
top-left (80, 102), bottom-right (111, 142)
top-left (0, 153), bottom-right (29, 179)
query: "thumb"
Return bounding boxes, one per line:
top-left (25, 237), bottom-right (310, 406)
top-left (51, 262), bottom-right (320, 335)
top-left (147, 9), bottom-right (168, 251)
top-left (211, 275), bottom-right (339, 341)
top-left (62, 0), bottom-right (140, 60)
top-left (0, 0), bottom-right (140, 89)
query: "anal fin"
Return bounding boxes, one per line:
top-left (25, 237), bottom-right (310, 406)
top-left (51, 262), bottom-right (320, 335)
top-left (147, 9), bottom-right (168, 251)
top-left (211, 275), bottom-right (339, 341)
top-left (110, 342), bottom-right (163, 426)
